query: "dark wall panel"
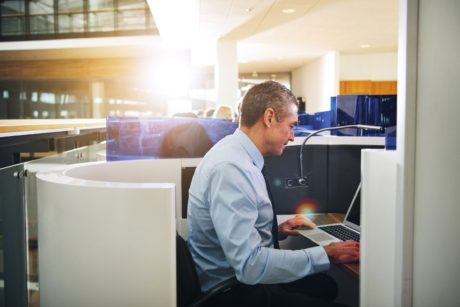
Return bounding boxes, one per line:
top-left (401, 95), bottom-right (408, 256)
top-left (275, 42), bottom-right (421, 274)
top-left (264, 145), bottom-right (328, 214)
top-left (264, 143), bottom-right (384, 215)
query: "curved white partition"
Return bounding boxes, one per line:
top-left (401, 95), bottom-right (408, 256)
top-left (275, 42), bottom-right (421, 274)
top-left (36, 160), bottom-right (176, 307)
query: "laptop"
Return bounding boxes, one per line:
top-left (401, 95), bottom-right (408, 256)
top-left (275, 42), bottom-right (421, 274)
top-left (298, 182), bottom-right (361, 246)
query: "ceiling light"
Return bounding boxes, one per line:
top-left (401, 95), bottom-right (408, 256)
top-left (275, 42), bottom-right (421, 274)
top-left (360, 44), bottom-right (371, 48)
top-left (245, 7), bottom-right (254, 13)
top-left (282, 8), bottom-right (296, 14)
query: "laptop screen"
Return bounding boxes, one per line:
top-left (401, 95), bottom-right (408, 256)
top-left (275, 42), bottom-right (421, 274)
top-left (344, 183), bottom-right (361, 229)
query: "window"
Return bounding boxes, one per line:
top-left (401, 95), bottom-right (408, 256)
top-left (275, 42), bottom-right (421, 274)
top-left (0, 0), bottom-right (156, 40)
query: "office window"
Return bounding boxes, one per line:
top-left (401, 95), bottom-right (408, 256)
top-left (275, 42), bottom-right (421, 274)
top-left (89, 11), bottom-right (114, 32)
top-left (58, 14), bottom-right (85, 33)
top-left (1, 16), bottom-right (24, 35)
top-left (118, 9), bottom-right (146, 30)
top-left (0, 0), bottom-right (156, 41)
top-left (0, 1), bottom-right (25, 15)
top-left (30, 15), bottom-right (54, 34)
top-left (1, 0), bottom-right (24, 36)
top-left (29, 0), bottom-right (54, 15)
top-left (119, 0), bottom-right (146, 9)
top-left (58, 0), bottom-right (84, 13)
top-left (88, 0), bottom-right (114, 10)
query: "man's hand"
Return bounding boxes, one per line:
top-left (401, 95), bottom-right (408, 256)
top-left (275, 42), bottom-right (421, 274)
top-left (323, 240), bottom-right (360, 264)
top-left (278, 214), bottom-right (316, 236)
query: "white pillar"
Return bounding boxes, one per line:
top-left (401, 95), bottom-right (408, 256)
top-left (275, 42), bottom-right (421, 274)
top-left (215, 39), bottom-right (238, 107)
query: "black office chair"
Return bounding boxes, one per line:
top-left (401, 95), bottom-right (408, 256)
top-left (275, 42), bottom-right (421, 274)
top-left (176, 233), bottom-right (239, 307)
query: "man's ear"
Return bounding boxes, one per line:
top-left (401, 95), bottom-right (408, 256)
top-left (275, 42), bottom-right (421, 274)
top-left (263, 108), bottom-right (275, 127)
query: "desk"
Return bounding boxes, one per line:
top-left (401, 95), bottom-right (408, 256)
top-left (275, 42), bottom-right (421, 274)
top-left (0, 119), bottom-right (105, 136)
top-left (0, 119), bottom-right (106, 167)
top-left (277, 213), bottom-right (359, 278)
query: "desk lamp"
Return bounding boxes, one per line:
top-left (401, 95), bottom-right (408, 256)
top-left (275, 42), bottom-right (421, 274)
top-left (290, 124), bottom-right (383, 187)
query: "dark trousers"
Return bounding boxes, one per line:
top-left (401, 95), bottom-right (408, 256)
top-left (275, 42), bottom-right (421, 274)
top-left (204, 273), bottom-right (347, 307)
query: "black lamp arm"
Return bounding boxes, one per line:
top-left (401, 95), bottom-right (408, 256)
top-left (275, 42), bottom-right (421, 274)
top-left (298, 124), bottom-right (382, 183)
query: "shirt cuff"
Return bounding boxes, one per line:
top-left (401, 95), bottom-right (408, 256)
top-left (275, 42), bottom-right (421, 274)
top-left (303, 246), bottom-right (330, 273)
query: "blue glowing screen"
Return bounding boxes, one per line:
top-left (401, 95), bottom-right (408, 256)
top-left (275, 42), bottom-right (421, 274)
top-left (106, 117), bottom-right (238, 161)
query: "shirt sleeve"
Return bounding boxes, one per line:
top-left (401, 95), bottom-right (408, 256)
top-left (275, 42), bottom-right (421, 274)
top-left (207, 161), bottom-right (330, 285)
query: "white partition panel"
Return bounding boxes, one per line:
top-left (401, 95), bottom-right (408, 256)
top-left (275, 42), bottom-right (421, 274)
top-left (37, 160), bottom-right (176, 307)
top-left (360, 149), bottom-right (399, 307)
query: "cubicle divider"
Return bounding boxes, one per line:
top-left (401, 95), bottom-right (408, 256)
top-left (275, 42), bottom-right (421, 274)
top-left (0, 141), bottom-right (107, 306)
top-left (1, 138), bottom-right (199, 306)
top-left (360, 149), bottom-right (399, 306)
top-left (105, 116), bottom-right (237, 161)
top-left (36, 159), bottom-right (176, 307)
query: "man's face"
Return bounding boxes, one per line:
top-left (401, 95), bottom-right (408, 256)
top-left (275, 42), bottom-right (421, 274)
top-left (265, 103), bottom-right (298, 156)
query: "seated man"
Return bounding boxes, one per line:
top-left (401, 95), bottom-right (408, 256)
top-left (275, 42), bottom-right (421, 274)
top-left (187, 81), bottom-right (359, 307)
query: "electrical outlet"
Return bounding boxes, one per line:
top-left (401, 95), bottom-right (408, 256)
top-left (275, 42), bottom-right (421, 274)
top-left (285, 177), bottom-right (308, 188)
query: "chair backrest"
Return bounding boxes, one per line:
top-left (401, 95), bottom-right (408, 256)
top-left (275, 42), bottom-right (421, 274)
top-left (176, 233), bottom-right (202, 307)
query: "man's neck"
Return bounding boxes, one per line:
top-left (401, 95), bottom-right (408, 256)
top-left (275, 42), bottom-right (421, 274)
top-left (240, 125), bottom-right (266, 156)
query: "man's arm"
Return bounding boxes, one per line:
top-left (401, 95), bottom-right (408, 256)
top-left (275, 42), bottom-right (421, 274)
top-left (208, 162), bottom-right (330, 285)
top-left (278, 215), bottom-right (360, 264)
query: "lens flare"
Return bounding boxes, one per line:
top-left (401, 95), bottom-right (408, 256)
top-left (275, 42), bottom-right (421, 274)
top-left (293, 199), bottom-right (320, 215)
top-left (272, 178), bottom-right (282, 187)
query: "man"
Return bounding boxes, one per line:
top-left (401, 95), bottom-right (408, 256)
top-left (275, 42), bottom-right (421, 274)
top-left (187, 81), bottom-right (359, 306)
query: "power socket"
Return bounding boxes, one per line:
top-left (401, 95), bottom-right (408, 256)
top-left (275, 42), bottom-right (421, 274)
top-left (285, 177), bottom-right (308, 188)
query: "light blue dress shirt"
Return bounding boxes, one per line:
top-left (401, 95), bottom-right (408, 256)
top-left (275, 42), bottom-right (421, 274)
top-left (187, 128), bottom-right (330, 292)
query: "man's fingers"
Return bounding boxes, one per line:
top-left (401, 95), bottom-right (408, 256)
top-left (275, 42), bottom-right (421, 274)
top-left (324, 240), bottom-right (360, 264)
top-left (293, 215), bottom-right (316, 228)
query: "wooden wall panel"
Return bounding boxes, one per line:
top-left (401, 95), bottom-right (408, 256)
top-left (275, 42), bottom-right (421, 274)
top-left (340, 80), bottom-right (397, 95)
top-left (340, 80), bottom-right (372, 95)
top-left (0, 58), bottom-right (149, 81)
top-left (371, 81), bottom-right (397, 94)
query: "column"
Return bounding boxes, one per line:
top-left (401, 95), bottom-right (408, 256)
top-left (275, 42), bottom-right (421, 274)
top-left (215, 39), bottom-right (238, 107)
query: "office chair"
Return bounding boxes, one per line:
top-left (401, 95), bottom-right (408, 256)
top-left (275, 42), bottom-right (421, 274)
top-left (176, 233), bottom-right (239, 307)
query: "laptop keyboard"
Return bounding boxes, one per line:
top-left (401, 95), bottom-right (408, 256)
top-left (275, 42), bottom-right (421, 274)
top-left (319, 225), bottom-right (360, 242)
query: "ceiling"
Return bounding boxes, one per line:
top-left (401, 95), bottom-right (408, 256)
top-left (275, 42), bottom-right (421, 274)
top-left (0, 0), bottom-right (399, 74)
top-left (149, 0), bottom-right (399, 73)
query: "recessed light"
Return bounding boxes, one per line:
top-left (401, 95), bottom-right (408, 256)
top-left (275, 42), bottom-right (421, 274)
top-left (282, 8), bottom-right (296, 14)
top-left (245, 7), bottom-right (254, 13)
top-left (360, 44), bottom-right (371, 48)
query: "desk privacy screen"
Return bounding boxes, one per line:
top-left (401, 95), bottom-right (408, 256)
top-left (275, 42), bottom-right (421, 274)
top-left (106, 116), bottom-right (238, 160)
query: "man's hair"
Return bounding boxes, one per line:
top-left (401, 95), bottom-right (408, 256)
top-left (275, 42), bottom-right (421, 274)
top-left (239, 80), bottom-right (298, 127)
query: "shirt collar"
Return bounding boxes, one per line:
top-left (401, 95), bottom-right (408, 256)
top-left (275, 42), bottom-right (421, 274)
top-left (234, 128), bottom-right (264, 170)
